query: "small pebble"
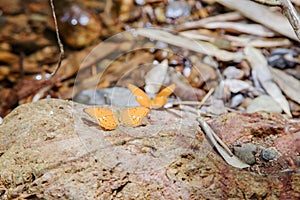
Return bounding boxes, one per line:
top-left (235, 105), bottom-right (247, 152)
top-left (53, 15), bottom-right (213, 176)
top-left (135, 0), bottom-right (146, 5)
top-left (166, 1), bottom-right (191, 18)
top-left (223, 79), bottom-right (251, 93)
top-left (230, 94), bottom-right (244, 108)
top-left (272, 48), bottom-right (297, 56)
top-left (233, 143), bottom-right (258, 165)
top-left (268, 48), bottom-right (297, 69)
top-left (261, 147), bottom-right (278, 161)
top-left (223, 66), bottom-right (244, 79)
top-left (154, 7), bottom-right (166, 23)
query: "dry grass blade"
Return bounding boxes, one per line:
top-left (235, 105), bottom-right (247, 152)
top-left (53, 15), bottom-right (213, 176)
top-left (216, 0), bottom-right (299, 41)
top-left (197, 117), bottom-right (250, 169)
top-left (136, 28), bottom-right (243, 61)
top-left (244, 46), bottom-right (292, 117)
top-left (270, 67), bottom-right (300, 104)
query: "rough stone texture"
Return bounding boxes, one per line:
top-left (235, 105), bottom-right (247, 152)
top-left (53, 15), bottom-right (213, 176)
top-left (208, 111), bottom-right (300, 174)
top-left (0, 99), bottom-right (299, 199)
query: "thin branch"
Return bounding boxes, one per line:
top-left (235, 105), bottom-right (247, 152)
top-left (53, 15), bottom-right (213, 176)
top-left (49, 0), bottom-right (64, 78)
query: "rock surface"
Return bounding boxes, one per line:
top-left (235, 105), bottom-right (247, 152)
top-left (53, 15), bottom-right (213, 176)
top-left (0, 99), bottom-right (299, 199)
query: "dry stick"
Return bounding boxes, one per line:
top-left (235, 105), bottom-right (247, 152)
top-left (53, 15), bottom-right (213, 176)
top-left (197, 88), bottom-right (215, 109)
top-left (49, 0), bottom-right (64, 78)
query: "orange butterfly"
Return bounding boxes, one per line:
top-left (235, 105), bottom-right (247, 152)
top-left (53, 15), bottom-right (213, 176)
top-left (84, 107), bottom-right (149, 130)
top-left (128, 84), bottom-right (176, 109)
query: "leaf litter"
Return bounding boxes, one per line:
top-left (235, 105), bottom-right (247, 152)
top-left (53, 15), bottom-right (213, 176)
top-left (0, 1), bottom-right (299, 193)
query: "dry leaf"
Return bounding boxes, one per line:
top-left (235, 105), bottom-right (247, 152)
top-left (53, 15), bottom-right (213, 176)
top-left (197, 117), bottom-right (250, 169)
top-left (145, 59), bottom-right (169, 94)
top-left (180, 30), bottom-right (291, 48)
top-left (136, 28), bottom-right (244, 61)
top-left (203, 22), bottom-right (275, 37)
top-left (223, 35), bottom-right (291, 48)
top-left (176, 11), bottom-right (243, 31)
top-left (216, 0), bottom-right (299, 41)
top-left (270, 68), bottom-right (300, 104)
top-left (244, 46), bottom-right (292, 117)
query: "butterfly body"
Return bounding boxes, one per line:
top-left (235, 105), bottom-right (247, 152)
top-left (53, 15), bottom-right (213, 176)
top-left (84, 107), bottom-right (149, 130)
top-left (128, 84), bottom-right (175, 109)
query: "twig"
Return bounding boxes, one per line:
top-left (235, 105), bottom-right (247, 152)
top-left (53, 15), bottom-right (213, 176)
top-left (197, 88), bottom-right (214, 109)
top-left (48, 0), bottom-right (64, 78)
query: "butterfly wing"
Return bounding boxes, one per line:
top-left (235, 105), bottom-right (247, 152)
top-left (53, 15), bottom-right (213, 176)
top-left (151, 84), bottom-right (176, 109)
top-left (128, 84), bottom-right (151, 108)
top-left (120, 107), bottom-right (150, 127)
top-left (84, 108), bottom-right (118, 130)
